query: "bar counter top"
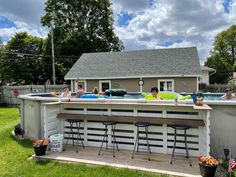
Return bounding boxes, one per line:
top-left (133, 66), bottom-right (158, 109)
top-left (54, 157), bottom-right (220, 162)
top-left (43, 101), bottom-right (212, 110)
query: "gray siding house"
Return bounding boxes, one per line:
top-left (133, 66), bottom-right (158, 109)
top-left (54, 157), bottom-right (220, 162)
top-left (65, 47), bottom-right (201, 93)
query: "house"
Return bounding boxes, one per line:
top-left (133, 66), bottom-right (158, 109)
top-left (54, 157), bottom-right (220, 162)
top-left (200, 66), bottom-right (216, 85)
top-left (65, 47), bottom-right (202, 93)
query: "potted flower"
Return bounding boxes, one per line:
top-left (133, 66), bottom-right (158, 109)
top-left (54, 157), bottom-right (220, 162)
top-left (33, 139), bottom-right (49, 156)
top-left (198, 155), bottom-right (219, 177)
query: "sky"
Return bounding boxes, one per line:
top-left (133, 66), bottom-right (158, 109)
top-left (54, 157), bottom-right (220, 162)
top-left (0, 0), bottom-right (235, 64)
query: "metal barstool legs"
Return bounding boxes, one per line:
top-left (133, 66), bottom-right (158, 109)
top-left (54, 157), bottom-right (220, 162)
top-left (75, 122), bottom-right (84, 153)
top-left (132, 123), bottom-right (151, 161)
top-left (111, 124), bottom-right (119, 157)
top-left (184, 128), bottom-right (192, 166)
top-left (65, 121), bottom-right (74, 146)
top-left (170, 126), bottom-right (192, 166)
top-left (145, 126), bottom-right (152, 155)
top-left (65, 120), bottom-right (84, 153)
top-left (98, 122), bottom-right (119, 157)
top-left (98, 125), bottom-right (108, 155)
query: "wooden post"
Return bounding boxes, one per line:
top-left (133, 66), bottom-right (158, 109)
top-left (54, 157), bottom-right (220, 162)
top-left (43, 105), bottom-right (48, 139)
top-left (162, 124), bottom-right (168, 154)
top-left (83, 120), bottom-right (88, 146)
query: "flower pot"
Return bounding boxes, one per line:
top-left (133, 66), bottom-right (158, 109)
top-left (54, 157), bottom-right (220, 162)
top-left (33, 145), bottom-right (47, 156)
top-left (199, 163), bottom-right (217, 177)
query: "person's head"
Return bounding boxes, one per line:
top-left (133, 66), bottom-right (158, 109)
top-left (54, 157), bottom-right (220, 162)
top-left (78, 85), bottom-right (83, 89)
top-left (150, 87), bottom-right (159, 97)
top-left (93, 87), bottom-right (99, 94)
top-left (225, 88), bottom-right (233, 96)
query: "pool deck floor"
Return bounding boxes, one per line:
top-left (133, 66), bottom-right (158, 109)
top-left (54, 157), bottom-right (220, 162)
top-left (33, 145), bottom-right (201, 177)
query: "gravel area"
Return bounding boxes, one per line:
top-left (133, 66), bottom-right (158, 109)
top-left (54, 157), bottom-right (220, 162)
top-left (215, 165), bottom-right (227, 177)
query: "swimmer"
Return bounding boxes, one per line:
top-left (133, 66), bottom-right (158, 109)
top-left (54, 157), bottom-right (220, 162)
top-left (221, 88), bottom-right (236, 100)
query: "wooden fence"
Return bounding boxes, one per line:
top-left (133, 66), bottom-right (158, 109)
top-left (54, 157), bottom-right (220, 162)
top-left (201, 84), bottom-right (236, 93)
top-left (0, 85), bottom-right (68, 105)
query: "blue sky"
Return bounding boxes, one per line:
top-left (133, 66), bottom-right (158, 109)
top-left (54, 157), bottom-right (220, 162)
top-left (223, 0), bottom-right (232, 13)
top-left (0, 0), bottom-right (235, 63)
top-left (0, 16), bottom-right (16, 28)
top-left (117, 12), bottom-right (134, 27)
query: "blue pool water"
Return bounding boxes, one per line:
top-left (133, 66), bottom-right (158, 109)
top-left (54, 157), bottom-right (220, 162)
top-left (34, 92), bottom-right (224, 100)
top-left (181, 93), bottom-right (223, 100)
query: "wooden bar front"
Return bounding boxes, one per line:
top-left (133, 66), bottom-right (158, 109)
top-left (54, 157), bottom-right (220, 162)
top-left (42, 101), bottom-right (211, 157)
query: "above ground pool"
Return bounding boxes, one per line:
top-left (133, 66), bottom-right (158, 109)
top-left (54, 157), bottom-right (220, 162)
top-left (32, 92), bottom-right (224, 101)
top-left (19, 90), bottom-right (236, 159)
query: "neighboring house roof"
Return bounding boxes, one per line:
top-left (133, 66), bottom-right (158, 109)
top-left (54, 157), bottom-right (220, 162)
top-left (65, 47), bottom-right (201, 80)
top-left (201, 66), bottom-right (216, 72)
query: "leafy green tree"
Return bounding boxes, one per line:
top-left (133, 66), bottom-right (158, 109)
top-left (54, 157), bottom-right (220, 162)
top-left (0, 32), bottom-right (45, 84)
top-left (205, 25), bottom-right (236, 83)
top-left (0, 38), bottom-right (5, 84)
top-left (205, 53), bottom-right (233, 84)
top-left (41, 0), bottom-right (123, 54)
top-left (41, 0), bottom-right (124, 80)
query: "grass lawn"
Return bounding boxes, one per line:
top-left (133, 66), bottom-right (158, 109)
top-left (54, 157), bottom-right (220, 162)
top-left (0, 107), bottom-right (168, 177)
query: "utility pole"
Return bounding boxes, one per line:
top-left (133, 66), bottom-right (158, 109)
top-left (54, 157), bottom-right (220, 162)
top-left (51, 23), bottom-right (56, 85)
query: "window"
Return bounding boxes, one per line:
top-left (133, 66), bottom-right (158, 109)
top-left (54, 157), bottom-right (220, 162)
top-left (99, 80), bottom-right (111, 92)
top-left (158, 79), bottom-right (174, 92)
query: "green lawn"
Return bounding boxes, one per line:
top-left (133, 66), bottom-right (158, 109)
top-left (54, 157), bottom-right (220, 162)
top-left (0, 107), bottom-right (168, 177)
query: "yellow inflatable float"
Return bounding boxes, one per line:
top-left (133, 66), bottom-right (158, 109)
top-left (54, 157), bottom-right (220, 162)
top-left (142, 92), bottom-right (191, 101)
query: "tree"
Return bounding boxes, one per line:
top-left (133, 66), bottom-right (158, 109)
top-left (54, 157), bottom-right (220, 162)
top-left (205, 53), bottom-right (232, 84)
top-left (0, 32), bottom-right (45, 84)
top-left (41, 0), bottom-right (124, 80)
top-left (0, 37), bottom-right (5, 84)
top-left (205, 25), bottom-right (236, 83)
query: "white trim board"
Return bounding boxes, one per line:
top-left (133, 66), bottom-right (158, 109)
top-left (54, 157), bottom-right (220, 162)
top-left (65, 75), bottom-right (200, 80)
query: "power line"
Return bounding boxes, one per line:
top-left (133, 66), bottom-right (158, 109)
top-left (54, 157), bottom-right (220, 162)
top-left (0, 51), bottom-right (80, 59)
top-left (0, 57), bottom-right (78, 64)
top-left (0, 57), bottom-right (77, 62)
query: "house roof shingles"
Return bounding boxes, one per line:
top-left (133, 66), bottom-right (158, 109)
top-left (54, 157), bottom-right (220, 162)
top-left (65, 47), bottom-right (201, 80)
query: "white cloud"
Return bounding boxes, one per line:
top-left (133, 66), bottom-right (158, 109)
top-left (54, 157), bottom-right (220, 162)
top-left (0, 0), bottom-right (46, 26)
top-left (113, 0), bottom-right (234, 61)
top-left (0, 21), bottom-right (47, 40)
top-left (112, 0), bottom-right (149, 12)
top-left (0, 27), bottom-right (17, 37)
top-left (228, 0), bottom-right (236, 22)
top-left (0, 0), bottom-right (48, 41)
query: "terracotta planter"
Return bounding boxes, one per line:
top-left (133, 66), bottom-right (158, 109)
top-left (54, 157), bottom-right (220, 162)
top-left (199, 163), bottom-right (217, 177)
top-left (33, 145), bottom-right (47, 156)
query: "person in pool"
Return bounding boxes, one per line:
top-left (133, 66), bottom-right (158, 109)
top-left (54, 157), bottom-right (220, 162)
top-left (77, 85), bottom-right (85, 98)
top-left (142, 87), bottom-right (162, 100)
top-left (60, 87), bottom-right (71, 97)
top-left (92, 87), bottom-right (99, 94)
top-left (221, 88), bottom-right (236, 100)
